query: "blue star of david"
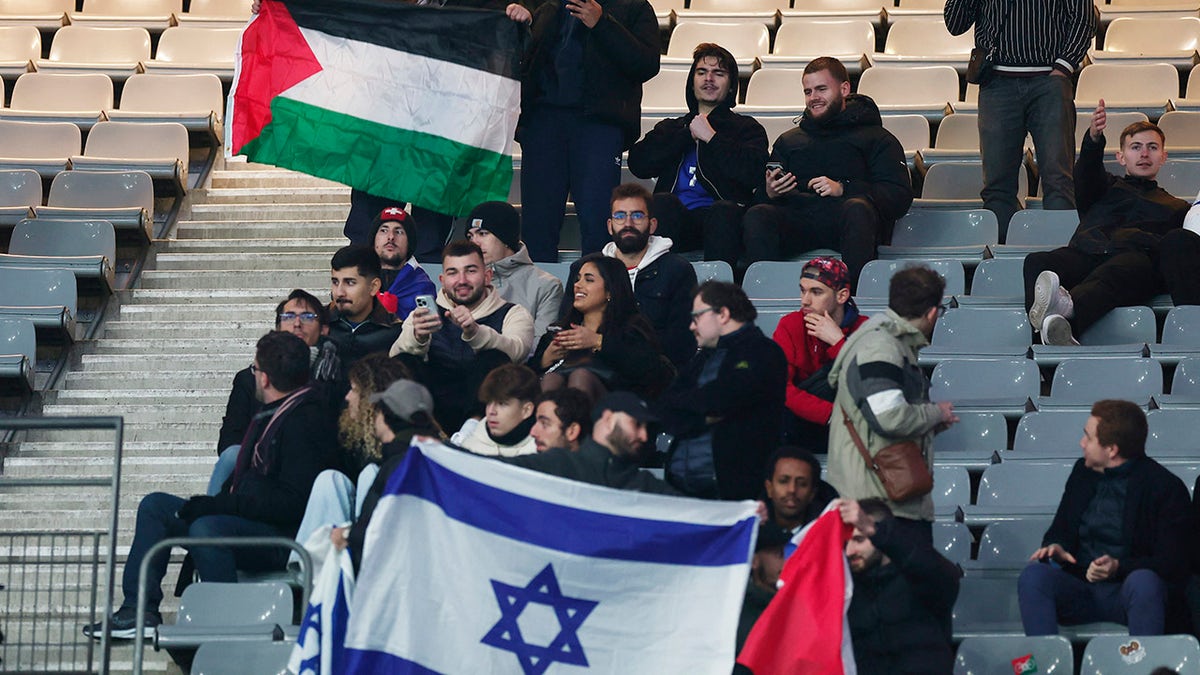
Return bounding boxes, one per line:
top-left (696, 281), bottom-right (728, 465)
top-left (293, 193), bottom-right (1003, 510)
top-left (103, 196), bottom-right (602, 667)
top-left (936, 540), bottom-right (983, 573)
top-left (481, 563), bottom-right (599, 675)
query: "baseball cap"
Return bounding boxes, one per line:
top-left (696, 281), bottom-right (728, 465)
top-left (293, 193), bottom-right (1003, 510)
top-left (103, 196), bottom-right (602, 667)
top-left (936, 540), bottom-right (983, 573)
top-left (592, 390), bottom-right (658, 424)
top-left (369, 379), bottom-right (434, 423)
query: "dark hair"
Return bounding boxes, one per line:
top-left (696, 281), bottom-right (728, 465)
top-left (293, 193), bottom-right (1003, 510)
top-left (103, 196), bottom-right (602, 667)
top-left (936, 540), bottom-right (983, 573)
top-left (610, 183), bottom-right (654, 218)
top-left (691, 43), bottom-right (739, 109)
top-left (331, 244), bottom-right (382, 281)
top-left (858, 497), bottom-right (893, 523)
top-left (348, 353), bottom-right (411, 398)
top-left (1120, 121), bottom-right (1165, 148)
top-left (254, 331), bottom-right (311, 393)
top-left (554, 254), bottom-right (659, 345)
top-left (441, 239), bottom-right (485, 265)
top-left (695, 280), bottom-right (757, 323)
top-left (888, 266), bottom-right (945, 320)
top-left (380, 406), bottom-right (446, 441)
top-left (536, 388), bottom-right (594, 438)
top-left (478, 363), bottom-right (541, 404)
top-left (803, 56), bottom-right (850, 84)
top-left (274, 289), bottom-right (328, 327)
top-left (766, 445), bottom-right (821, 482)
top-left (1091, 399), bottom-right (1148, 460)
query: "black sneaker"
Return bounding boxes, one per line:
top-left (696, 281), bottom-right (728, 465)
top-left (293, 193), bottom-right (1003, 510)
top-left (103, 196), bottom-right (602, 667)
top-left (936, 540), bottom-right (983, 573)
top-left (82, 606), bottom-right (162, 640)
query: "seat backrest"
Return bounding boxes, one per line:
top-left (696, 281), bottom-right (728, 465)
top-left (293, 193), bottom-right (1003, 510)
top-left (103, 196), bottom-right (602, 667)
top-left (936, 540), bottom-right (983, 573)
top-left (1077, 306), bottom-right (1156, 346)
top-left (976, 461), bottom-right (1073, 507)
top-left (0, 0), bottom-right (74, 13)
top-left (929, 358), bottom-right (1041, 403)
top-left (0, 267), bottom-right (77, 313)
top-left (1076, 62), bottom-right (1181, 102)
top-left (47, 170), bottom-right (154, 211)
top-left (955, 636), bottom-right (1074, 675)
top-left (772, 19), bottom-right (875, 56)
top-left (882, 18), bottom-right (973, 57)
top-left (1074, 110), bottom-right (1148, 148)
top-left (881, 114), bottom-right (932, 153)
top-left (1012, 409), bottom-right (1091, 454)
top-left (47, 25), bottom-right (151, 63)
top-left (1161, 305), bottom-right (1200, 346)
top-left (78, 0), bottom-right (180, 16)
top-left (176, 581), bottom-right (292, 628)
top-left (1081, 635), bottom-right (1200, 675)
top-left (1049, 357), bottom-right (1162, 403)
top-left (855, 259), bottom-right (965, 298)
top-left (742, 261), bottom-right (801, 301)
top-left (968, 257), bottom-right (1024, 298)
top-left (118, 73), bottom-right (224, 119)
top-left (1171, 356), bottom-right (1200, 396)
top-left (933, 411), bottom-right (1006, 453)
top-left (1156, 111), bottom-right (1200, 147)
top-left (932, 465), bottom-right (970, 513)
top-left (976, 518), bottom-right (1054, 565)
top-left (0, 25), bottom-right (40, 61)
top-left (890, 208), bottom-right (998, 246)
top-left (1146, 408), bottom-right (1197, 453)
top-left (0, 318), bottom-right (36, 364)
top-left (783, 0), bottom-right (885, 12)
top-left (1153, 159), bottom-right (1200, 199)
top-left (0, 120), bottom-right (80, 159)
top-left (932, 113), bottom-right (979, 150)
top-left (931, 307), bottom-right (1030, 350)
top-left (688, 0), bottom-right (782, 10)
top-left (744, 68), bottom-right (806, 107)
top-left (641, 68), bottom-right (689, 109)
top-left (932, 521), bottom-right (972, 565)
top-left (191, 640), bottom-right (293, 675)
top-left (184, 0), bottom-right (251, 17)
top-left (1103, 16), bottom-right (1200, 53)
top-left (10, 72), bottom-right (114, 112)
top-left (82, 121), bottom-right (188, 163)
top-left (952, 575), bottom-right (1023, 633)
top-left (666, 22), bottom-right (770, 61)
top-left (1190, 64), bottom-right (1200, 99)
top-left (692, 260), bottom-right (733, 283)
top-left (857, 65), bottom-right (959, 106)
top-left (922, 161), bottom-right (1028, 200)
top-left (154, 26), bottom-right (240, 64)
top-left (0, 169), bottom-right (42, 207)
top-left (1004, 209), bottom-right (1079, 246)
top-left (9, 218), bottom-right (116, 260)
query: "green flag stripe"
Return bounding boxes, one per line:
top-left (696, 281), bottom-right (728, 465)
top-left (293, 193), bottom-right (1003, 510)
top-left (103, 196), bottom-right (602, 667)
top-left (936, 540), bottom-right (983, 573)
top-left (241, 97), bottom-right (512, 217)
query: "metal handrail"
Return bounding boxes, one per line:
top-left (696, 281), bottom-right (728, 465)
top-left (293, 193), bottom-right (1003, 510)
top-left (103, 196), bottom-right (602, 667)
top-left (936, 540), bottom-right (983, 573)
top-left (132, 536), bottom-right (314, 675)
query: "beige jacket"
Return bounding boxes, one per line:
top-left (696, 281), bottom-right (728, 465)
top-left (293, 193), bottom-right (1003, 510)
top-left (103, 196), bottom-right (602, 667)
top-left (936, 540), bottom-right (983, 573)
top-left (389, 286), bottom-right (534, 363)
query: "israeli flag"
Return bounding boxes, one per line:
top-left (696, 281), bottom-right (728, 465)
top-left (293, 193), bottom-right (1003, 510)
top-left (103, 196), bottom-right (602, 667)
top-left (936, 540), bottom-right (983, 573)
top-left (289, 525), bottom-right (356, 674)
top-left (342, 439), bottom-right (758, 674)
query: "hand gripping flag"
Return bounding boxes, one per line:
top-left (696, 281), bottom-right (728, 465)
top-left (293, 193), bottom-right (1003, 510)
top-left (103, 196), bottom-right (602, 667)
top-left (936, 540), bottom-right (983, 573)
top-left (289, 525), bottom-right (356, 675)
top-left (342, 439), bottom-right (759, 674)
top-left (737, 508), bottom-right (857, 675)
top-left (229, 0), bottom-right (521, 217)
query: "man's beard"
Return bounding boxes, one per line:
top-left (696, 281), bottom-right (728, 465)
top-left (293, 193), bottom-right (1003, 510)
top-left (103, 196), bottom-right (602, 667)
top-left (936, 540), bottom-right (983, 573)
top-left (613, 227), bottom-right (650, 255)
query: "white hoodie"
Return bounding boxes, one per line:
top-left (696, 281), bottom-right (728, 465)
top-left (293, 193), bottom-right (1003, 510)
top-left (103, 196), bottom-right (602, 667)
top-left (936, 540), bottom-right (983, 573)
top-left (601, 235), bottom-right (675, 287)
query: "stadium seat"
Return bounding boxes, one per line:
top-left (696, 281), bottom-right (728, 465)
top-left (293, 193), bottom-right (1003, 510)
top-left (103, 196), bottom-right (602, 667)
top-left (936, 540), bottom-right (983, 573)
top-left (0, 25), bottom-right (39, 80)
top-left (1151, 159), bottom-right (1200, 199)
top-left (0, 119), bottom-right (80, 178)
top-left (142, 26), bottom-right (240, 81)
top-left (1072, 110), bottom-right (1149, 150)
top-left (743, 68), bottom-right (807, 109)
top-left (1169, 463), bottom-right (1200, 494)
top-left (0, 218), bottom-right (116, 294)
top-left (649, 0), bottom-right (684, 30)
top-left (854, 259), bottom-right (964, 310)
top-left (754, 309), bottom-right (787, 336)
top-left (954, 635), bottom-right (1074, 675)
top-left (917, 161), bottom-right (1028, 208)
top-left (961, 461), bottom-right (1073, 525)
top-left (70, 120), bottom-right (189, 195)
top-left (752, 112), bottom-right (802, 150)
top-left (1149, 305), bottom-right (1200, 364)
top-left (692, 260), bottom-right (733, 283)
top-left (0, 72), bottom-right (113, 130)
top-left (1153, 355), bottom-right (1200, 408)
top-left (641, 69), bottom-right (689, 113)
top-left (933, 465), bottom-right (970, 519)
top-left (0, 317), bottom-right (36, 392)
top-left (107, 73), bottom-right (224, 145)
top-left (928, 358), bottom-right (1040, 419)
top-left (915, 113), bottom-right (980, 175)
top-left (742, 260), bottom-right (801, 312)
top-left (881, 114), bottom-right (932, 168)
top-left (536, 262), bottom-right (569, 286)
top-left (932, 411), bottom-right (1006, 470)
top-left (191, 640), bottom-right (294, 675)
top-left (870, 18), bottom-right (974, 74)
top-left (780, 0), bottom-right (886, 34)
top-left (1034, 357), bottom-right (1162, 410)
top-left (759, 19), bottom-right (875, 73)
top-left (1030, 306), bottom-right (1156, 366)
top-left (1146, 408), bottom-right (1200, 456)
top-left (1080, 635), bottom-right (1200, 674)
top-left (34, 169), bottom-right (154, 241)
top-left (920, 307), bottom-right (1031, 364)
top-left (155, 581), bottom-right (296, 650)
top-left (956, 257), bottom-right (1024, 308)
top-left (1004, 409), bottom-right (1090, 462)
top-left (933, 520), bottom-right (972, 566)
top-left (856, 65), bottom-right (958, 122)
top-left (990, 209), bottom-right (1078, 258)
top-left (885, 0), bottom-right (947, 22)
top-left (1089, 16), bottom-right (1200, 70)
top-left (0, 168), bottom-right (41, 226)
top-left (0, 0), bottom-right (71, 30)
top-left (67, 0), bottom-right (179, 30)
top-left (877, 208), bottom-right (997, 265)
top-left (674, 0), bottom-right (781, 28)
top-left (1155, 110), bottom-right (1200, 160)
top-left (1075, 63), bottom-right (1179, 120)
top-left (36, 25), bottom-right (151, 81)
top-left (953, 574), bottom-right (1025, 639)
top-left (173, 0), bottom-right (253, 29)
top-left (969, 518), bottom-right (1054, 571)
top-left (1098, 0), bottom-right (1200, 29)
top-left (663, 22), bottom-right (769, 72)
top-left (1172, 65), bottom-right (1200, 111)
top-left (0, 267), bottom-right (77, 342)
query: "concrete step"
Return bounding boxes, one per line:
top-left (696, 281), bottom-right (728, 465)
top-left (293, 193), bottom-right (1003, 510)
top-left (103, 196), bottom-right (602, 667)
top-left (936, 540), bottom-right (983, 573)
top-left (173, 220), bottom-right (345, 239)
top-left (192, 186), bottom-right (349, 205)
top-left (209, 169), bottom-right (345, 188)
top-left (13, 441), bottom-right (211, 458)
top-left (39, 404), bottom-right (224, 424)
top-left (185, 202), bottom-right (349, 222)
top-left (79, 353), bottom-right (246, 370)
top-left (25, 423), bottom-right (220, 443)
top-left (101, 323), bottom-right (267, 341)
top-left (158, 237), bottom-right (347, 253)
top-left (82, 338), bottom-right (256, 354)
top-left (117, 297), bottom-right (278, 313)
top-left (154, 251), bottom-right (334, 271)
top-left (48, 389), bottom-right (228, 405)
top-left (65, 370), bottom-right (239, 389)
top-left (138, 269), bottom-right (329, 290)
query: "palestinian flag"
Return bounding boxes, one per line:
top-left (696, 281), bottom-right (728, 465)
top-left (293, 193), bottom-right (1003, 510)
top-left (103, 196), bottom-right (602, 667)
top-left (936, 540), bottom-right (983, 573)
top-left (228, 0), bottom-right (522, 217)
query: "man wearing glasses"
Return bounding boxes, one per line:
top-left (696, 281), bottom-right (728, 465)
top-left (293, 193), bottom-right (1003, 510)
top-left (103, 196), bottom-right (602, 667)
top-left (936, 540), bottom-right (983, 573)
top-left (590, 182), bottom-right (697, 367)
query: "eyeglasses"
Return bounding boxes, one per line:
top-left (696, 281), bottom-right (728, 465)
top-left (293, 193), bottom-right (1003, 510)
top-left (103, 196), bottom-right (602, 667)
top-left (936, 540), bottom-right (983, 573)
top-left (278, 311), bottom-right (320, 324)
top-left (690, 307), bottom-right (716, 321)
top-left (610, 211), bottom-right (648, 223)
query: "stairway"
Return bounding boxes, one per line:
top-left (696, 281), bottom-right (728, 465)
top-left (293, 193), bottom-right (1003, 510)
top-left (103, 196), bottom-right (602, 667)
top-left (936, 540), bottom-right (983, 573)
top-left (0, 160), bottom-right (349, 673)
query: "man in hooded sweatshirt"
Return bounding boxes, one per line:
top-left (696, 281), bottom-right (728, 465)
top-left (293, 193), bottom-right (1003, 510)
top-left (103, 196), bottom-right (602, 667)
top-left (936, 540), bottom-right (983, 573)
top-left (742, 57), bottom-right (913, 284)
top-left (626, 42), bottom-right (768, 269)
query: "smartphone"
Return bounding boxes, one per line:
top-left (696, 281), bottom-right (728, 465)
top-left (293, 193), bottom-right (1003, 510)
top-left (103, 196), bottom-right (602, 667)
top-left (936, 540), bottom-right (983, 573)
top-left (414, 294), bottom-right (435, 312)
top-left (766, 162), bottom-right (784, 179)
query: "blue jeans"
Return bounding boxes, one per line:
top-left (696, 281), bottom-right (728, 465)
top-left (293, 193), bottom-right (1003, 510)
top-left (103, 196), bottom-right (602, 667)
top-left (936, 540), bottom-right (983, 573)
top-left (519, 105), bottom-right (623, 261)
top-left (1018, 561), bottom-right (1166, 635)
top-left (121, 492), bottom-right (287, 612)
top-left (978, 74), bottom-right (1076, 236)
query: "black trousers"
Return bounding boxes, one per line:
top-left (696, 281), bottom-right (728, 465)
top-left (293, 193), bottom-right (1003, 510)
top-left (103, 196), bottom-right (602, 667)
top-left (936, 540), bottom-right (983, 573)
top-left (1024, 246), bottom-right (1164, 334)
top-left (741, 196), bottom-right (884, 286)
top-left (345, 189), bottom-right (455, 262)
top-left (650, 194), bottom-right (747, 269)
top-left (394, 349), bottom-right (510, 432)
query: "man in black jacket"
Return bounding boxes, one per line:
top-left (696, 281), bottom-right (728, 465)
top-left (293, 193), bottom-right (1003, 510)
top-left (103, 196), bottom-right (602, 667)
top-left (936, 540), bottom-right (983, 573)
top-left (840, 497), bottom-right (960, 675)
top-left (1025, 102), bottom-right (1191, 346)
top-left (742, 57), bottom-right (912, 284)
top-left (657, 281), bottom-right (786, 500)
top-left (85, 332), bottom-right (337, 640)
top-left (626, 43), bottom-right (768, 268)
top-left (327, 244), bottom-right (403, 366)
top-left (1018, 400), bottom-right (1192, 636)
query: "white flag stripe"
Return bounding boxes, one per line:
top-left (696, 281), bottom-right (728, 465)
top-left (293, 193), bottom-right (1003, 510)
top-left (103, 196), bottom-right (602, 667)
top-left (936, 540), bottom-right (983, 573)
top-left (281, 28), bottom-right (519, 155)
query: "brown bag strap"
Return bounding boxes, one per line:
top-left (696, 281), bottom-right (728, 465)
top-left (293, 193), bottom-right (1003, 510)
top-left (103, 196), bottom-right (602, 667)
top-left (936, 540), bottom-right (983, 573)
top-left (841, 405), bottom-right (879, 472)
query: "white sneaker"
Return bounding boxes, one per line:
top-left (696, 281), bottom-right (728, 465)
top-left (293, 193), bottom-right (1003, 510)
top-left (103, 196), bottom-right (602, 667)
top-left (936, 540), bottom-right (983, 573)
top-left (1029, 271), bottom-right (1074, 332)
top-left (1041, 314), bottom-right (1079, 346)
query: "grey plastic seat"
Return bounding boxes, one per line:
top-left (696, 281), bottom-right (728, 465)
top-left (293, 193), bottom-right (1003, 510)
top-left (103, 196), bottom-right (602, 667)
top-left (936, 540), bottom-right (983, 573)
top-left (0, 119), bottom-right (81, 178)
top-left (854, 259), bottom-right (964, 313)
top-left (691, 260), bottom-right (733, 283)
top-left (155, 581), bottom-right (294, 649)
top-left (36, 25), bottom-right (151, 81)
top-left (1076, 63), bottom-right (1179, 121)
top-left (0, 72), bottom-right (113, 130)
top-left (991, 209), bottom-right (1079, 257)
top-left (882, 114), bottom-right (932, 168)
top-left (933, 411), bottom-right (1006, 470)
top-left (1156, 110), bottom-right (1200, 160)
top-left (1170, 463), bottom-right (1200, 495)
top-left (754, 309), bottom-right (787, 337)
top-left (1003, 409), bottom-right (1091, 462)
top-left (0, 317), bottom-right (36, 392)
top-left (0, 25), bottom-right (40, 79)
top-left (967, 518), bottom-right (1054, 572)
top-left (929, 358), bottom-right (1041, 419)
top-left (1031, 306), bottom-right (1157, 366)
top-left (933, 521), bottom-right (972, 566)
top-left (0, 218), bottom-right (116, 293)
top-left (960, 461), bottom-right (1073, 526)
top-left (955, 635), bottom-right (1075, 675)
top-left (0, 0), bottom-right (73, 30)
top-left (742, 68), bottom-right (807, 108)
top-left (107, 73), bottom-right (224, 145)
top-left (956, 257), bottom-right (1024, 308)
top-left (142, 26), bottom-right (240, 80)
top-left (190, 640), bottom-right (293, 675)
top-left (1154, 356), bottom-right (1200, 408)
top-left (758, 19), bottom-right (875, 73)
top-left (933, 465), bottom-right (971, 519)
top-left (1151, 159), bottom-right (1200, 200)
top-left (662, 21), bottom-right (769, 71)
top-left (34, 169), bottom-right (154, 240)
top-left (1089, 16), bottom-right (1200, 71)
top-left (1081, 634), bottom-right (1200, 674)
top-left (70, 120), bottom-right (189, 194)
top-left (173, 0), bottom-right (253, 28)
top-left (1146, 408), bottom-right (1200, 456)
top-left (0, 169), bottom-right (42, 226)
top-left (1034, 357), bottom-right (1162, 410)
top-left (917, 161), bottom-right (1029, 209)
top-left (916, 113), bottom-right (980, 175)
top-left (742, 260), bottom-right (802, 309)
top-left (1149, 304), bottom-right (1200, 365)
top-left (877, 208), bottom-right (997, 266)
top-left (0, 267), bottom-right (77, 341)
top-left (921, 307), bottom-right (1031, 365)
top-left (857, 65), bottom-right (958, 122)
top-left (953, 574), bottom-right (1025, 639)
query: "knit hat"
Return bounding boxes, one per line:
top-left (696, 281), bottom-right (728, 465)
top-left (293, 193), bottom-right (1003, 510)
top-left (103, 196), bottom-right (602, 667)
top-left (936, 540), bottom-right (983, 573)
top-left (369, 379), bottom-right (434, 425)
top-left (466, 201), bottom-right (521, 253)
top-left (802, 256), bottom-right (851, 293)
top-left (372, 206), bottom-right (416, 241)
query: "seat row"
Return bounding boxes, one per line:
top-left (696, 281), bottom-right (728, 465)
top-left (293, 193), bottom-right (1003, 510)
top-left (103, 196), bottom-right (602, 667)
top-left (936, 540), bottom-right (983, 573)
top-left (953, 633), bottom-right (1199, 672)
top-left (0, 168), bottom-right (155, 239)
top-left (0, 0), bottom-right (250, 31)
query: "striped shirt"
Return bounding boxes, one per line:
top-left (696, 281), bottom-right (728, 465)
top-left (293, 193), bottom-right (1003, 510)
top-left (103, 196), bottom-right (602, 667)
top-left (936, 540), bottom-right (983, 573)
top-left (944, 0), bottom-right (1096, 75)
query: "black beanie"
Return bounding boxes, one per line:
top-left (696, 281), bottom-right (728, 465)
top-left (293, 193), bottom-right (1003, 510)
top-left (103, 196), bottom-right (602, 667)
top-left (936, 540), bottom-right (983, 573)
top-left (467, 201), bottom-right (521, 253)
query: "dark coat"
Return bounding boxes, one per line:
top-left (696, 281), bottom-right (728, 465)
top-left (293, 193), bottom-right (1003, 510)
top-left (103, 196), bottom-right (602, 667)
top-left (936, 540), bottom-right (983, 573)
top-left (530, 314), bottom-right (666, 397)
top-left (504, 438), bottom-right (679, 495)
top-left (326, 299), bottom-right (403, 366)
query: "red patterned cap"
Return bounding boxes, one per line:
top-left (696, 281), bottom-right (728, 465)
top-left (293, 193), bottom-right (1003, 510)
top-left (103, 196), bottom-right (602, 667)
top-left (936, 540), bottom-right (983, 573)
top-left (801, 256), bottom-right (850, 292)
